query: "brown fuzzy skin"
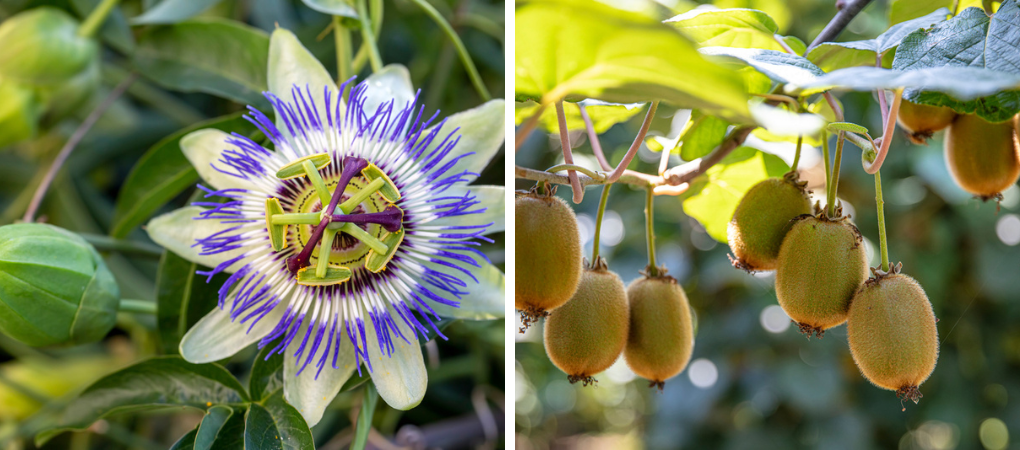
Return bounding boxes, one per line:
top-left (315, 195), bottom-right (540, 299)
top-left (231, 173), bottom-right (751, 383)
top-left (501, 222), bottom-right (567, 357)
top-left (728, 177), bottom-right (811, 272)
top-left (515, 194), bottom-right (583, 314)
top-left (544, 268), bottom-right (629, 384)
top-left (623, 276), bottom-right (694, 387)
top-left (897, 100), bottom-right (957, 144)
top-left (775, 216), bottom-right (868, 335)
top-left (944, 114), bottom-right (1020, 198)
top-left (848, 274), bottom-right (938, 394)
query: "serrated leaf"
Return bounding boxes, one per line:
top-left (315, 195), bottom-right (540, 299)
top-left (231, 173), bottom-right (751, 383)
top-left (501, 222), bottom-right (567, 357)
top-left (784, 66), bottom-right (1020, 102)
top-left (700, 47), bottom-right (824, 86)
top-left (156, 251), bottom-right (225, 355)
top-left (679, 112), bottom-right (729, 160)
top-left (515, 0), bottom-right (751, 123)
top-left (110, 112), bottom-right (253, 238)
top-left (807, 8), bottom-right (948, 71)
top-left (133, 18), bottom-right (270, 107)
top-left (681, 146), bottom-right (789, 241)
top-left (514, 100), bottom-right (645, 134)
top-left (131, 0), bottom-right (224, 25)
top-left (36, 357), bottom-right (249, 445)
top-left (826, 122), bottom-right (869, 134)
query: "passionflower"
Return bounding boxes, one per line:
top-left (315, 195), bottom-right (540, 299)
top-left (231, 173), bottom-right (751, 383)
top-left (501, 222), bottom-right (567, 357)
top-left (145, 29), bottom-right (505, 425)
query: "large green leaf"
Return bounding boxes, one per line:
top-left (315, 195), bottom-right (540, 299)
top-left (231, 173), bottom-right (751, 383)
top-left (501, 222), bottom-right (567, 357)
top-left (807, 8), bottom-right (948, 72)
top-left (36, 356), bottom-right (249, 445)
top-left (665, 8), bottom-right (801, 53)
top-left (892, 1), bottom-right (1020, 122)
top-left (245, 392), bottom-right (315, 450)
top-left (681, 146), bottom-right (789, 242)
top-left (679, 112), bottom-right (729, 160)
top-left (700, 47), bottom-right (824, 86)
top-left (514, 100), bottom-right (645, 134)
top-left (248, 345), bottom-right (283, 403)
top-left (132, 0), bottom-right (224, 25)
top-left (514, 0), bottom-right (751, 123)
top-left (110, 112), bottom-right (252, 238)
top-left (133, 18), bottom-right (270, 107)
top-left (156, 251), bottom-right (225, 355)
top-left (784, 66), bottom-right (1020, 102)
top-left (194, 405), bottom-right (245, 450)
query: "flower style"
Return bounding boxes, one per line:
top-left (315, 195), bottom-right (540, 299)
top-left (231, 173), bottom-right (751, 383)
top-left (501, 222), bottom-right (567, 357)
top-left (146, 29), bottom-right (505, 425)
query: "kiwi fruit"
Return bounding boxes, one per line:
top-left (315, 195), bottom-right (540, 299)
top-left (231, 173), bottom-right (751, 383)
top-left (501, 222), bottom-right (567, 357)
top-left (847, 269), bottom-right (938, 405)
top-left (515, 189), bottom-right (583, 331)
top-left (775, 214), bottom-right (868, 337)
top-left (897, 100), bottom-right (956, 145)
top-left (543, 263), bottom-right (630, 386)
top-left (944, 113), bottom-right (1020, 200)
top-left (623, 273), bottom-right (694, 389)
top-left (728, 175), bottom-right (811, 272)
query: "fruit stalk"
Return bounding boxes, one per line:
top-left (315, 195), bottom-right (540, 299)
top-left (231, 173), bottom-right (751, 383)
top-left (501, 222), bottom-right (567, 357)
top-left (864, 88), bottom-right (903, 174)
top-left (591, 184), bottom-right (612, 264)
top-left (792, 135), bottom-right (803, 172)
top-left (826, 132), bottom-right (845, 218)
top-left (78, 0), bottom-right (121, 38)
top-left (644, 187), bottom-right (658, 275)
top-left (555, 101), bottom-right (584, 203)
top-left (875, 170), bottom-right (890, 272)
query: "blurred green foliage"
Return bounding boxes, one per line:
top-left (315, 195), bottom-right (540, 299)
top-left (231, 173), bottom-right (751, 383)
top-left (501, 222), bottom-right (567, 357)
top-left (515, 1), bottom-right (1020, 449)
top-left (0, 0), bottom-right (504, 448)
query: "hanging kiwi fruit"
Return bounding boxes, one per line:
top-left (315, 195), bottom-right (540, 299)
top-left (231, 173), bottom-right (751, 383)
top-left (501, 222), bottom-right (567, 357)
top-left (943, 113), bottom-right (1020, 201)
top-left (623, 271), bottom-right (695, 390)
top-left (897, 99), bottom-right (956, 145)
top-left (728, 174), bottom-right (811, 272)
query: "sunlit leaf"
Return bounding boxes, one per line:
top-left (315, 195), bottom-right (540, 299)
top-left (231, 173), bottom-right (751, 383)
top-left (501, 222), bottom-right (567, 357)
top-left (807, 8), bottom-right (948, 71)
top-left (666, 8), bottom-right (792, 52)
top-left (514, 100), bottom-right (645, 134)
top-left (701, 47), bottom-right (824, 86)
top-left (515, 0), bottom-right (751, 123)
top-left (679, 112), bottom-right (729, 160)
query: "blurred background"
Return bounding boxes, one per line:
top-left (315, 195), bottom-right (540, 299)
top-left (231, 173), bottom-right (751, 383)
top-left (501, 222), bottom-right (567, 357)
top-left (515, 1), bottom-right (1020, 449)
top-left (0, 0), bottom-right (504, 448)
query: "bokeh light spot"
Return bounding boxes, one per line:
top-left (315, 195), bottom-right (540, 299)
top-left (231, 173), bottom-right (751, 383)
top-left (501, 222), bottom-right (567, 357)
top-left (760, 305), bottom-right (791, 333)
top-left (688, 358), bottom-right (718, 389)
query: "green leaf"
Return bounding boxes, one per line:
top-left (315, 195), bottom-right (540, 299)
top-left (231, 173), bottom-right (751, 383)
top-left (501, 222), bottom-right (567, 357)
top-left (749, 103), bottom-right (825, 137)
top-left (132, 0), bottom-right (224, 25)
top-left (156, 251), bottom-right (225, 355)
top-left (301, 0), bottom-right (358, 18)
top-left (36, 356), bottom-right (249, 445)
top-left (665, 8), bottom-right (793, 52)
top-left (133, 18), bottom-right (270, 107)
top-left (249, 345), bottom-right (283, 403)
top-left (515, 0), bottom-right (751, 123)
top-left (195, 405), bottom-right (245, 450)
top-left (889, 0), bottom-right (982, 24)
top-left (807, 8), bottom-right (948, 72)
top-left (826, 122), bottom-right (870, 134)
top-left (513, 100), bottom-right (644, 134)
top-left (110, 112), bottom-right (252, 238)
top-left (681, 147), bottom-right (789, 242)
top-left (680, 112), bottom-right (729, 160)
top-left (701, 47), bottom-right (824, 86)
top-left (892, 2), bottom-right (1020, 122)
top-left (245, 392), bottom-right (315, 450)
top-left (171, 428), bottom-right (199, 450)
top-left (714, 0), bottom-right (792, 32)
top-left (784, 66), bottom-right (1020, 103)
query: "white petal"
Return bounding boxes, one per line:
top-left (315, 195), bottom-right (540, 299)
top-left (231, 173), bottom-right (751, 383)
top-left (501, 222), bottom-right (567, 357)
top-left (180, 301), bottom-right (284, 363)
top-left (268, 28), bottom-right (340, 127)
top-left (146, 206), bottom-right (251, 273)
top-left (181, 129), bottom-right (264, 192)
top-left (361, 65), bottom-right (414, 119)
top-left (428, 185), bottom-right (504, 234)
top-left (420, 259), bottom-right (504, 320)
top-left (283, 318), bottom-right (357, 426)
top-left (418, 99), bottom-right (504, 182)
top-left (365, 306), bottom-right (427, 410)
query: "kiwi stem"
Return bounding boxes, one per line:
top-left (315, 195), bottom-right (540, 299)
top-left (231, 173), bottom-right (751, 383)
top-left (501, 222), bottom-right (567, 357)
top-left (591, 184), bottom-right (613, 264)
top-left (826, 132), bottom-right (845, 218)
top-left (579, 105), bottom-right (613, 171)
top-left (555, 101), bottom-right (584, 204)
top-left (821, 131), bottom-right (831, 209)
top-left (644, 187), bottom-right (658, 275)
top-left (515, 102), bottom-right (547, 152)
top-left (606, 101), bottom-right (659, 183)
top-left (875, 170), bottom-right (890, 272)
top-left (864, 88), bottom-right (903, 175)
top-left (792, 135), bottom-right (803, 172)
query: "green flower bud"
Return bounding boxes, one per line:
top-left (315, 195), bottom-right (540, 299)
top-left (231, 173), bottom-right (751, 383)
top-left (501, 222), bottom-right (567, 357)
top-left (0, 223), bottom-right (119, 346)
top-left (0, 76), bottom-right (43, 148)
top-left (0, 7), bottom-right (98, 85)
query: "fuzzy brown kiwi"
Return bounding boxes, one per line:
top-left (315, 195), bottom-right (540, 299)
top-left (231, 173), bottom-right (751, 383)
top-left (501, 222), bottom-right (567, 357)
top-left (847, 269), bottom-right (938, 405)
top-left (774, 214), bottom-right (868, 337)
top-left (944, 114), bottom-right (1020, 200)
top-left (623, 273), bottom-right (694, 390)
top-left (728, 174), bottom-right (811, 272)
top-left (515, 190), bottom-right (583, 331)
top-left (897, 100), bottom-right (957, 145)
top-left (543, 263), bottom-right (629, 386)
